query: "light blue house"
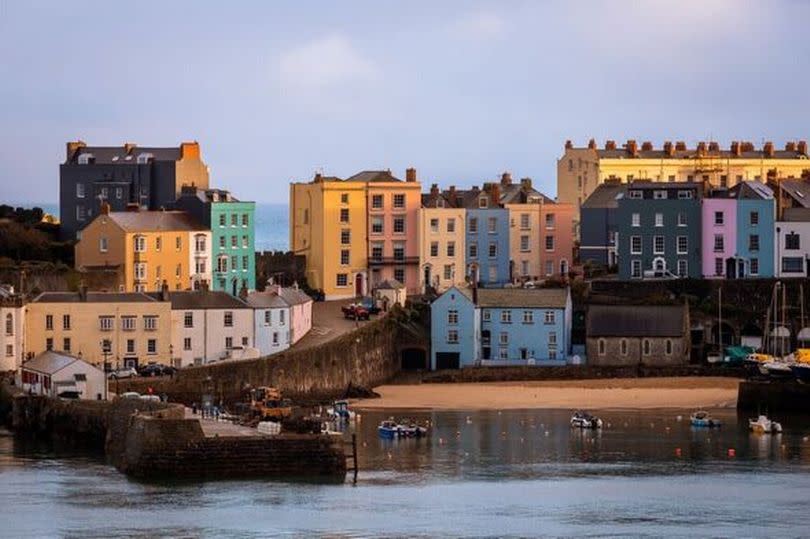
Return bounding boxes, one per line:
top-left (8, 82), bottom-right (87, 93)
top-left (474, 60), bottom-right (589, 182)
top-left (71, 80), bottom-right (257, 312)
top-left (732, 181), bottom-right (775, 278)
top-left (246, 289), bottom-right (291, 356)
top-left (462, 184), bottom-right (511, 286)
top-left (431, 286), bottom-right (572, 369)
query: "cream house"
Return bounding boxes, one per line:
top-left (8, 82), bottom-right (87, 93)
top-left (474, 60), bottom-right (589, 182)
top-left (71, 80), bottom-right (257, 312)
top-left (0, 285), bottom-right (25, 373)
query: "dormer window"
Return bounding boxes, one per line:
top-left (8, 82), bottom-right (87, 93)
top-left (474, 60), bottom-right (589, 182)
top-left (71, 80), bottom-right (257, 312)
top-left (479, 197), bottom-right (488, 208)
top-left (653, 190), bottom-right (667, 200)
top-left (629, 190), bottom-right (642, 199)
top-left (77, 153), bottom-right (95, 165)
top-left (677, 190), bottom-right (694, 199)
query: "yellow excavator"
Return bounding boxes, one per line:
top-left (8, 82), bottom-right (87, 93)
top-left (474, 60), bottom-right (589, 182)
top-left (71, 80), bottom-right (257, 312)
top-left (249, 387), bottom-right (292, 420)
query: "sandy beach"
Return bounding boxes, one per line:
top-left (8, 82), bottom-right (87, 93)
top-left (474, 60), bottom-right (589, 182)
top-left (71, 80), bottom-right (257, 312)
top-left (353, 377), bottom-right (740, 411)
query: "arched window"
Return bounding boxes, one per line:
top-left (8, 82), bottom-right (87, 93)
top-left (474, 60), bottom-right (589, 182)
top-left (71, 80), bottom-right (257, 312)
top-left (5, 313), bottom-right (12, 336)
top-left (643, 339), bottom-right (651, 355)
top-left (598, 338), bottom-right (606, 356)
top-left (620, 339), bottom-right (628, 355)
top-left (665, 339), bottom-right (673, 355)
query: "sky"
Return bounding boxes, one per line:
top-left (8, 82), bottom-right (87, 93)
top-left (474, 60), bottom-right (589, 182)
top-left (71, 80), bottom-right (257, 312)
top-left (1, 1), bottom-right (810, 204)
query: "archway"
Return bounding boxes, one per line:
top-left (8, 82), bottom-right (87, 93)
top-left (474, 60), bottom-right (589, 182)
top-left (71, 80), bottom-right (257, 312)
top-left (401, 348), bottom-right (427, 370)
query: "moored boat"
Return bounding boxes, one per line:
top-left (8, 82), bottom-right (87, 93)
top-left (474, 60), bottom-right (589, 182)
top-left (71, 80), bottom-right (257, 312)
top-left (570, 411), bottom-right (603, 429)
top-left (763, 359), bottom-right (794, 380)
top-left (790, 362), bottom-right (810, 383)
top-left (690, 410), bottom-right (721, 428)
top-left (377, 419), bottom-right (429, 439)
top-left (749, 414), bottom-right (782, 434)
top-left (378, 420), bottom-right (402, 439)
top-left (327, 400), bottom-right (356, 421)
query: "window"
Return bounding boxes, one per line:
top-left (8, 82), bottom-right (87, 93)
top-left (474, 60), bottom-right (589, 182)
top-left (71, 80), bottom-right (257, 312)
top-left (715, 257), bottom-right (724, 276)
top-left (447, 241), bottom-right (456, 257)
top-left (5, 344), bottom-right (12, 357)
top-left (184, 312), bottom-right (193, 328)
top-left (620, 339), bottom-right (628, 355)
top-left (630, 236), bottom-right (642, 254)
top-left (242, 255), bottom-right (249, 271)
top-left (523, 311), bottom-right (534, 324)
top-left (643, 339), bottom-right (651, 355)
top-left (102, 339), bottom-right (112, 354)
top-left (488, 217), bottom-right (497, 233)
top-left (750, 258), bottom-right (759, 275)
top-left (392, 194), bottom-right (405, 209)
top-left (520, 214), bottom-right (530, 230)
top-left (46, 338), bottom-right (53, 351)
top-left (272, 332), bottom-right (279, 345)
top-left (654, 213), bottom-right (663, 227)
top-left (482, 310), bottom-right (491, 322)
top-left (749, 211), bottom-right (759, 226)
top-left (340, 249), bottom-right (350, 266)
top-left (394, 267), bottom-right (405, 283)
top-left (443, 264), bottom-right (452, 280)
top-left (371, 217), bottom-right (383, 234)
top-left (498, 348), bottom-right (509, 360)
top-left (62, 314), bottom-right (71, 331)
top-left (598, 339), bottom-right (606, 356)
top-left (545, 235), bottom-right (554, 251)
top-left (279, 310), bottom-right (285, 325)
top-left (714, 211), bottom-right (724, 226)
top-left (4, 314), bottom-right (12, 336)
top-left (782, 257), bottom-right (804, 273)
top-left (544, 311), bottom-right (556, 324)
top-left (447, 329), bottom-right (459, 343)
top-left (336, 274), bottom-right (348, 287)
top-left (76, 183), bottom-right (85, 198)
top-left (430, 219), bottom-right (439, 233)
top-left (393, 243), bottom-right (405, 260)
top-left (219, 214), bottom-right (226, 227)
top-left (714, 234), bottom-right (724, 252)
top-left (653, 236), bottom-right (664, 255)
top-left (631, 259), bottom-right (642, 278)
top-left (520, 235), bottom-right (530, 252)
top-left (545, 213), bottom-right (555, 229)
top-left (785, 233), bottom-right (800, 250)
top-left (242, 336), bottom-right (249, 346)
top-left (677, 190), bottom-right (693, 199)
top-left (121, 316), bottom-right (136, 331)
top-left (749, 234), bottom-right (760, 252)
top-left (501, 310), bottom-right (512, 323)
top-left (488, 242), bottom-right (497, 258)
top-left (677, 212), bottom-right (687, 227)
top-left (677, 236), bottom-right (688, 254)
top-left (665, 339), bottom-right (673, 355)
top-left (63, 338), bottom-right (71, 352)
top-left (371, 194), bottom-right (383, 209)
top-left (447, 309), bottom-right (458, 325)
top-left (126, 339), bottom-right (135, 354)
top-left (447, 218), bottom-right (455, 233)
top-left (224, 311), bottom-right (233, 327)
top-left (497, 332), bottom-right (509, 346)
top-left (469, 243), bottom-right (478, 258)
top-left (99, 316), bottom-right (113, 331)
top-left (488, 266), bottom-right (497, 282)
top-left (99, 237), bottom-right (108, 253)
top-left (231, 235), bottom-right (238, 248)
top-left (144, 316), bottom-right (157, 331)
top-left (469, 218), bottom-right (478, 233)
top-left (677, 259), bottom-right (688, 277)
top-left (45, 314), bottom-right (53, 330)
top-left (155, 236), bottom-right (162, 252)
top-left (231, 214), bottom-right (238, 227)
top-left (479, 197), bottom-right (488, 208)
top-left (196, 235), bottom-right (207, 252)
top-left (545, 260), bottom-right (554, 276)
top-left (184, 337), bottom-right (192, 351)
top-left (147, 339), bottom-right (157, 355)
top-left (393, 217), bottom-right (405, 234)
top-left (631, 213), bottom-right (640, 227)
top-left (720, 175), bottom-right (728, 187)
top-left (629, 190), bottom-right (642, 200)
top-left (242, 214), bottom-right (249, 227)
top-left (264, 310), bottom-right (272, 325)
top-left (548, 331), bottom-right (557, 346)
top-left (134, 235), bottom-right (146, 252)
top-left (371, 243), bottom-right (383, 259)
top-left (217, 256), bottom-right (228, 273)
top-left (521, 260), bottom-right (529, 276)
top-left (219, 236), bottom-right (226, 249)
top-left (341, 229), bottom-right (351, 244)
top-left (176, 264), bottom-right (182, 278)
top-left (430, 242), bottom-right (439, 257)
top-left (175, 236), bottom-right (182, 251)
top-left (340, 208), bottom-right (349, 223)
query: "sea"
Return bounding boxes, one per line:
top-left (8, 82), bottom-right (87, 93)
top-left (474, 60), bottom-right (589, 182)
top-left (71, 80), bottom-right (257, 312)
top-left (1, 408), bottom-right (810, 538)
top-left (15, 202), bottom-right (290, 252)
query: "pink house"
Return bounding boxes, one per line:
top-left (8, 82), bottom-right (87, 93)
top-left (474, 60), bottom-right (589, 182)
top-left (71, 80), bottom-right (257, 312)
top-left (702, 197), bottom-right (737, 278)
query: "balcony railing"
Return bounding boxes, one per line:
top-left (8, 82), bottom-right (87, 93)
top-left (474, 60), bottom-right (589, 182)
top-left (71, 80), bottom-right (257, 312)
top-left (368, 255), bottom-right (419, 266)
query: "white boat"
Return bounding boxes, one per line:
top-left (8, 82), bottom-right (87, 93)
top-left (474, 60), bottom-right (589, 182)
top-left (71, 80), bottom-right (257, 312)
top-left (748, 415), bottom-right (782, 434)
top-left (570, 411), bottom-right (603, 429)
top-left (763, 359), bottom-right (794, 379)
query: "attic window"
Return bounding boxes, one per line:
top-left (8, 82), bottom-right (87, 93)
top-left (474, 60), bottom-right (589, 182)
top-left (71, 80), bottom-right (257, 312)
top-left (137, 153), bottom-right (153, 164)
top-left (124, 155), bottom-right (133, 161)
top-left (797, 191), bottom-right (804, 198)
top-left (112, 156), bottom-right (119, 162)
top-left (479, 197), bottom-right (488, 208)
top-left (77, 153), bottom-right (94, 165)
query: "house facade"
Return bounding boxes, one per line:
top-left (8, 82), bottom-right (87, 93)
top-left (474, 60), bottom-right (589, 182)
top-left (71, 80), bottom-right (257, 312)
top-left (0, 286), bottom-right (25, 373)
top-left (617, 182), bottom-right (703, 279)
top-left (246, 290), bottom-right (291, 356)
top-left (19, 351), bottom-right (106, 400)
top-left (419, 184), bottom-right (466, 293)
top-left (701, 197), bottom-right (737, 278)
top-left (775, 214), bottom-right (810, 278)
top-left (60, 141), bottom-right (209, 241)
top-left (75, 205), bottom-right (211, 292)
top-left (579, 181), bottom-right (626, 267)
top-left (430, 287), bottom-right (478, 370)
top-left (463, 184), bottom-right (511, 286)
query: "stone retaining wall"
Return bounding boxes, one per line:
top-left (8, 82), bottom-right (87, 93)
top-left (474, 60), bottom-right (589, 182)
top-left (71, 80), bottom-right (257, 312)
top-left (737, 381), bottom-right (810, 414)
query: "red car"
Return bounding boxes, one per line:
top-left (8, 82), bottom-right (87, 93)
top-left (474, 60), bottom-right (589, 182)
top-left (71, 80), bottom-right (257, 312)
top-left (342, 304), bottom-right (370, 320)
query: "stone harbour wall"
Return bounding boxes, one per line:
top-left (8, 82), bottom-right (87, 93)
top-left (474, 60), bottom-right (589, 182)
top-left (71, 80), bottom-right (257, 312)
top-left (737, 381), bottom-right (810, 414)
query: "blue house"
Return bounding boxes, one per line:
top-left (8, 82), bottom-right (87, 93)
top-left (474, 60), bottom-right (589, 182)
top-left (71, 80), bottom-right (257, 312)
top-left (431, 286), bottom-right (572, 369)
top-left (461, 184), bottom-right (511, 286)
top-left (732, 181), bottom-right (775, 278)
top-left (580, 181), bottom-right (626, 267)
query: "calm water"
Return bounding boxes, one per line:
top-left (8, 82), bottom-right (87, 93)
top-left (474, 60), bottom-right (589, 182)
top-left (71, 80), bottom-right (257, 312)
top-left (2, 408), bottom-right (810, 538)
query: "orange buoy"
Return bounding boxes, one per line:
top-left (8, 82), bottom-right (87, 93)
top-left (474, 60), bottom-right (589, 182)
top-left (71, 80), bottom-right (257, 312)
top-left (728, 448), bottom-right (736, 457)
top-left (675, 447), bottom-right (682, 457)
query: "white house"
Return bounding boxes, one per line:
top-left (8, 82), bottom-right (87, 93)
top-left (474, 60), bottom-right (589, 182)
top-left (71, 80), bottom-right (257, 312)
top-left (246, 290), bottom-right (291, 356)
top-left (374, 279), bottom-right (406, 310)
top-left (152, 289), bottom-right (256, 367)
top-left (0, 285), bottom-right (25, 373)
top-left (775, 214), bottom-right (810, 278)
top-left (19, 350), bottom-right (105, 400)
top-left (273, 286), bottom-right (313, 345)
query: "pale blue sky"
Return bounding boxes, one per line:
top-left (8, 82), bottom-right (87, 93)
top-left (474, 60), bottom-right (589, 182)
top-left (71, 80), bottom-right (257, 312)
top-left (1, 1), bottom-right (809, 204)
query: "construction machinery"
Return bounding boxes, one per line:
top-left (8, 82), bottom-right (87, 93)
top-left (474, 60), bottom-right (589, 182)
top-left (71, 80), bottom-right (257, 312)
top-left (249, 387), bottom-right (292, 421)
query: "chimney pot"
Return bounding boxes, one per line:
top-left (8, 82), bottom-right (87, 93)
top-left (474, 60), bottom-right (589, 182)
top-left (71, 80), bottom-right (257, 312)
top-left (313, 172), bottom-right (323, 183)
top-left (406, 167), bottom-right (417, 182)
top-left (708, 141), bottom-right (719, 152)
top-left (786, 141), bottom-right (797, 152)
top-left (605, 140), bottom-right (616, 151)
top-left (78, 282), bottom-right (88, 302)
top-left (641, 141), bottom-right (653, 152)
top-left (625, 140), bottom-right (638, 157)
top-left (520, 177), bottom-right (532, 190)
top-left (161, 280), bottom-right (169, 301)
top-left (697, 141), bottom-right (707, 154)
top-left (100, 202), bottom-right (111, 215)
top-left (663, 141), bottom-right (674, 156)
top-left (588, 138), bottom-right (597, 150)
top-left (565, 140), bottom-right (573, 150)
top-left (731, 141), bottom-right (741, 156)
top-left (675, 141), bottom-right (686, 151)
top-left (798, 140), bottom-right (808, 156)
top-left (500, 172), bottom-right (512, 186)
top-left (124, 142), bottom-right (137, 155)
top-left (764, 141), bottom-right (774, 158)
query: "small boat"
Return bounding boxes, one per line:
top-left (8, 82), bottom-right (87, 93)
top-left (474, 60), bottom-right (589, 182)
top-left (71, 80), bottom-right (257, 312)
top-left (570, 411), bottom-right (603, 429)
top-left (763, 359), bottom-right (794, 380)
top-left (690, 410), bottom-right (721, 428)
top-left (399, 421), bottom-right (428, 438)
top-left (377, 420), bottom-right (402, 439)
top-left (327, 400), bottom-right (356, 421)
top-left (749, 415), bottom-right (782, 434)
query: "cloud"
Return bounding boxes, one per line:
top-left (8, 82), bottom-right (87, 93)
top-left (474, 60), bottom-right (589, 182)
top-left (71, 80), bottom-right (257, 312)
top-left (450, 11), bottom-right (506, 40)
top-left (277, 35), bottom-right (378, 95)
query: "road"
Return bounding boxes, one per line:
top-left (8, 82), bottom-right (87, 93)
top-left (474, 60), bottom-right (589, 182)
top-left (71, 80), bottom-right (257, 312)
top-left (290, 299), bottom-right (380, 351)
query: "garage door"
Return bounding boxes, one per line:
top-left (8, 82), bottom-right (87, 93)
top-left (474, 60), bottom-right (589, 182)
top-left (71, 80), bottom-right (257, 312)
top-left (435, 352), bottom-right (460, 370)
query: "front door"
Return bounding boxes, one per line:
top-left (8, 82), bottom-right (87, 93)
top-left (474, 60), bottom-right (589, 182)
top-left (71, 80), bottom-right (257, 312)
top-left (355, 273), bottom-right (363, 297)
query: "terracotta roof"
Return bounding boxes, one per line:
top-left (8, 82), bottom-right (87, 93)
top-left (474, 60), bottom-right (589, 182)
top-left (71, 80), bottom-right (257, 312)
top-left (477, 288), bottom-right (568, 309)
top-left (32, 291), bottom-right (158, 303)
top-left (587, 305), bottom-right (685, 337)
top-left (106, 211), bottom-right (206, 232)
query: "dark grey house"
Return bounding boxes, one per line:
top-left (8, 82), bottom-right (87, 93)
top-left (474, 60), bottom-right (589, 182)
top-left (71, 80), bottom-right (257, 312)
top-left (617, 181), bottom-right (704, 279)
top-left (580, 181), bottom-right (626, 267)
top-left (59, 141), bottom-right (209, 240)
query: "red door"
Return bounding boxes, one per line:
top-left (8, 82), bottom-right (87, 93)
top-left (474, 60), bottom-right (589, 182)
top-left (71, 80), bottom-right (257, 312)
top-left (355, 274), bottom-right (363, 297)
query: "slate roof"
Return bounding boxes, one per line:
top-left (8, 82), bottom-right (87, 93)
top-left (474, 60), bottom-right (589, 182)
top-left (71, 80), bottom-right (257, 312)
top-left (32, 291), bottom-right (157, 303)
top-left (146, 291), bottom-right (251, 310)
top-left (777, 179), bottom-right (810, 208)
top-left (245, 291), bottom-right (289, 309)
top-left (499, 182), bottom-right (556, 204)
top-left (69, 145), bottom-right (182, 164)
top-left (782, 208), bottom-right (810, 222)
top-left (729, 181), bottom-right (774, 200)
top-left (375, 279), bottom-right (404, 290)
top-left (586, 305), bottom-right (685, 337)
top-left (22, 351), bottom-right (98, 375)
top-left (581, 183), bottom-right (627, 209)
top-left (477, 288), bottom-right (568, 309)
top-left (106, 211), bottom-right (206, 232)
top-left (277, 287), bottom-right (312, 306)
top-left (345, 170), bottom-right (403, 183)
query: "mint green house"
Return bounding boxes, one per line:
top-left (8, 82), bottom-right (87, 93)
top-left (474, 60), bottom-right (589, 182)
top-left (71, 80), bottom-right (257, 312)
top-left (175, 187), bottom-right (256, 295)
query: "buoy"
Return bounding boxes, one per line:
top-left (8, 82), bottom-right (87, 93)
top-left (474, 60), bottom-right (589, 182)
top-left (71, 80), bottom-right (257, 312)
top-left (544, 431), bottom-right (549, 436)
top-left (728, 448), bottom-right (736, 457)
top-left (675, 447), bottom-right (682, 457)
top-left (676, 415), bottom-right (683, 421)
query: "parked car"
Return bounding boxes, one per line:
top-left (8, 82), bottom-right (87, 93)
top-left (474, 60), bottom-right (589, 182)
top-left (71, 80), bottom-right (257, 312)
top-left (342, 303), bottom-right (370, 320)
top-left (57, 390), bottom-right (81, 400)
top-left (108, 367), bottom-right (138, 380)
top-left (138, 363), bottom-right (166, 377)
top-left (358, 297), bottom-right (381, 315)
top-left (161, 365), bottom-right (177, 376)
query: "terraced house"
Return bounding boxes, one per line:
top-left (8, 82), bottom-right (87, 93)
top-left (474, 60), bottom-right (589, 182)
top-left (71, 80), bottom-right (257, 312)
top-left (0, 285), bottom-right (25, 373)
top-left (419, 184), bottom-right (466, 293)
top-left (461, 183), bottom-right (511, 286)
top-left (75, 205), bottom-right (211, 292)
top-left (175, 187), bottom-right (256, 295)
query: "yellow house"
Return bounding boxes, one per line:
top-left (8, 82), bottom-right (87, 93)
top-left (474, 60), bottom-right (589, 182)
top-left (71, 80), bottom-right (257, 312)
top-left (25, 289), bottom-right (172, 369)
top-left (419, 184), bottom-right (466, 293)
top-left (558, 139), bottom-right (810, 233)
top-left (75, 205), bottom-right (212, 292)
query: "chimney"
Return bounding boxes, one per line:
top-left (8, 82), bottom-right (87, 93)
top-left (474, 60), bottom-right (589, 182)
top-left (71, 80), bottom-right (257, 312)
top-left (799, 140), bottom-right (808, 156)
top-left (587, 138), bottom-right (597, 150)
top-left (124, 142), bottom-right (137, 155)
top-left (78, 282), bottom-right (88, 302)
top-left (488, 183), bottom-right (501, 206)
top-left (786, 141), bottom-right (797, 152)
top-left (67, 140), bottom-right (86, 160)
top-left (565, 140), bottom-right (573, 150)
top-left (764, 141), bottom-right (774, 158)
top-left (520, 177), bottom-right (532, 190)
top-left (266, 282), bottom-right (281, 295)
top-left (625, 140), bottom-right (638, 157)
top-left (663, 141), bottom-right (674, 157)
top-left (180, 141), bottom-right (200, 160)
top-left (100, 202), bottom-right (111, 215)
top-left (448, 185), bottom-right (457, 206)
top-left (313, 172), bottom-right (323, 183)
top-left (708, 141), bottom-right (719, 152)
top-left (742, 141), bottom-right (755, 152)
top-left (641, 141), bottom-right (653, 152)
top-left (160, 280), bottom-right (169, 302)
top-left (605, 140), bottom-right (617, 151)
top-left (697, 141), bottom-right (707, 154)
top-left (500, 172), bottom-right (512, 186)
top-left (406, 167), bottom-right (417, 182)
top-left (731, 141), bottom-right (741, 156)
top-left (675, 141), bottom-right (687, 151)
top-left (430, 183), bottom-right (439, 197)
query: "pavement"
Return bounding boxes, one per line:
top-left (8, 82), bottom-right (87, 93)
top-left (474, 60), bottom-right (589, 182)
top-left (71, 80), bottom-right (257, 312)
top-left (290, 299), bottom-right (381, 351)
top-left (184, 407), bottom-right (260, 437)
